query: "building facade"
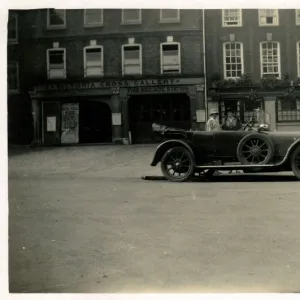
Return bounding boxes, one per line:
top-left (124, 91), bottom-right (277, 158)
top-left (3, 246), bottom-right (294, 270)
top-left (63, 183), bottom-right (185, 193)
top-left (205, 9), bottom-right (300, 131)
top-left (7, 9), bottom-right (206, 146)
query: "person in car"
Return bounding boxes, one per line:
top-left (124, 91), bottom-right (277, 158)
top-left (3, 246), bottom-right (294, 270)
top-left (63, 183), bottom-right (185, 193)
top-left (221, 106), bottom-right (242, 131)
top-left (206, 108), bottom-right (221, 131)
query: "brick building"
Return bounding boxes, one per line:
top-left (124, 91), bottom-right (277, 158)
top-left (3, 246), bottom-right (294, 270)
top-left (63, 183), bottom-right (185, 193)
top-left (7, 9), bottom-right (206, 146)
top-left (205, 9), bottom-right (300, 131)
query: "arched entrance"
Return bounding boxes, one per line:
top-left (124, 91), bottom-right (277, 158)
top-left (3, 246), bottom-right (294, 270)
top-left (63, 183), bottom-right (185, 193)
top-left (128, 93), bottom-right (191, 144)
top-left (79, 101), bottom-right (112, 143)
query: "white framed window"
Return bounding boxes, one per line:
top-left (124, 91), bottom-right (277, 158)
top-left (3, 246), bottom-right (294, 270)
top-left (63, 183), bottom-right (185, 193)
top-left (84, 9), bottom-right (103, 27)
top-left (121, 9), bottom-right (142, 24)
top-left (47, 48), bottom-right (66, 79)
top-left (47, 9), bottom-right (66, 29)
top-left (160, 42), bottom-right (181, 74)
top-left (7, 62), bottom-right (19, 92)
top-left (222, 9), bottom-right (242, 27)
top-left (260, 41), bottom-right (281, 78)
top-left (296, 9), bottom-right (300, 25)
top-left (8, 13), bottom-right (18, 43)
top-left (159, 9), bottom-right (180, 23)
top-left (297, 41), bottom-right (300, 78)
top-left (258, 9), bottom-right (279, 26)
top-left (84, 46), bottom-right (104, 77)
top-left (122, 44), bottom-right (142, 75)
top-left (223, 42), bottom-right (244, 79)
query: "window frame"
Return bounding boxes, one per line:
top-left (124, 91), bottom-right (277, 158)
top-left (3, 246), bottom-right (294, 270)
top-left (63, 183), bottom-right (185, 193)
top-left (7, 61), bottom-right (19, 93)
top-left (276, 97), bottom-right (300, 122)
top-left (83, 45), bottom-right (104, 77)
top-left (160, 41), bottom-right (181, 75)
top-left (222, 9), bottom-right (242, 27)
top-left (8, 13), bottom-right (18, 44)
top-left (258, 9), bottom-right (279, 26)
top-left (121, 43), bottom-right (142, 76)
top-left (46, 48), bottom-right (67, 79)
top-left (84, 9), bottom-right (103, 27)
top-left (223, 42), bottom-right (244, 79)
top-left (260, 41), bottom-right (281, 79)
top-left (121, 9), bottom-right (142, 25)
top-left (296, 9), bottom-right (300, 26)
top-left (47, 9), bottom-right (66, 29)
top-left (159, 9), bottom-right (180, 23)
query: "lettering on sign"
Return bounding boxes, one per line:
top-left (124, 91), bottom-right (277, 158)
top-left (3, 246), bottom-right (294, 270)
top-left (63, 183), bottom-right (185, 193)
top-left (128, 86), bottom-right (189, 94)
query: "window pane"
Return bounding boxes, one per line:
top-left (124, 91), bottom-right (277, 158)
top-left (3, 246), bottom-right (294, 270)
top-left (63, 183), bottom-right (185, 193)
top-left (124, 47), bottom-right (140, 60)
top-left (260, 42), bottom-right (280, 77)
top-left (49, 9), bottom-right (65, 26)
top-left (223, 9), bottom-right (241, 26)
top-left (161, 9), bottom-right (179, 19)
top-left (123, 9), bottom-right (140, 21)
top-left (8, 15), bottom-right (17, 40)
top-left (223, 42), bottom-right (243, 78)
top-left (49, 51), bottom-right (64, 64)
top-left (85, 9), bottom-right (102, 24)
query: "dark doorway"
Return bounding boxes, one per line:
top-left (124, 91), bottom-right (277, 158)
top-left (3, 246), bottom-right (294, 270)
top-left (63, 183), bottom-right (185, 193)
top-left (79, 101), bottom-right (112, 143)
top-left (128, 93), bottom-right (191, 144)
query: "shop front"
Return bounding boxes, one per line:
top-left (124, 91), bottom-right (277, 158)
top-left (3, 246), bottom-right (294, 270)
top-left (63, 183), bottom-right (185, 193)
top-left (30, 77), bottom-right (206, 146)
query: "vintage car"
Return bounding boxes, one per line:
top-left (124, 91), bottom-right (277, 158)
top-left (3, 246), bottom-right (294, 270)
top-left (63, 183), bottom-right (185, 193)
top-left (149, 114), bottom-right (300, 182)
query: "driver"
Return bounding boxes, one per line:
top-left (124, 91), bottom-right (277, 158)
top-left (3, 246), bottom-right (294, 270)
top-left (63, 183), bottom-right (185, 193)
top-left (206, 108), bottom-right (221, 131)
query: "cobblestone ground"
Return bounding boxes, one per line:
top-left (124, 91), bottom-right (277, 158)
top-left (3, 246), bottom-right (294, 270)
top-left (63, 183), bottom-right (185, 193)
top-left (8, 145), bottom-right (300, 293)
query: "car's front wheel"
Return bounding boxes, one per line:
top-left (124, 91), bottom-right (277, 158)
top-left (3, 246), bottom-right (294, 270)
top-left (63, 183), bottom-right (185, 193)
top-left (161, 146), bottom-right (195, 182)
top-left (291, 145), bottom-right (300, 180)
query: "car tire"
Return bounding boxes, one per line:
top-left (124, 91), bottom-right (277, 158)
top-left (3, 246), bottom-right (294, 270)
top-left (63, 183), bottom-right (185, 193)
top-left (237, 133), bottom-right (274, 165)
top-left (161, 146), bottom-right (195, 182)
top-left (290, 145), bottom-right (300, 180)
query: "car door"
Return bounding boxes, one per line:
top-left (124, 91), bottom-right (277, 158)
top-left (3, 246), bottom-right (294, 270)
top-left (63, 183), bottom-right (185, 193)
top-left (191, 131), bottom-right (217, 159)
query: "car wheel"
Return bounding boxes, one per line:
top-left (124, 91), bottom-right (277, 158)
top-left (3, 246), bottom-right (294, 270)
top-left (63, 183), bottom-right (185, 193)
top-left (161, 146), bottom-right (195, 182)
top-left (237, 133), bottom-right (274, 165)
top-left (291, 145), bottom-right (300, 180)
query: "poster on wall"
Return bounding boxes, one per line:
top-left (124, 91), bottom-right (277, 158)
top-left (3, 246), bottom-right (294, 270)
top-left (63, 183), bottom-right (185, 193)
top-left (196, 110), bottom-right (206, 122)
top-left (46, 116), bottom-right (56, 131)
top-left (61, 103), bottom-right (79, 144)
top-left (112, 113), bottom-right (122, 126)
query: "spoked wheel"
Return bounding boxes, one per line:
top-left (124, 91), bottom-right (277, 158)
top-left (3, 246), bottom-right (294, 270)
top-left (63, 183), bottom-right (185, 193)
top-left (237, 134), bottom-right (274, 165)
top-left (161, 147), bottom-right (195, 182)
top-left (291, 145), bottom-right (300, 180)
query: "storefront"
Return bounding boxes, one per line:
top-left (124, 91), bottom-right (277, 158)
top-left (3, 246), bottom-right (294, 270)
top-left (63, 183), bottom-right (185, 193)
top-left (30, 77), bottom-right (206, 146)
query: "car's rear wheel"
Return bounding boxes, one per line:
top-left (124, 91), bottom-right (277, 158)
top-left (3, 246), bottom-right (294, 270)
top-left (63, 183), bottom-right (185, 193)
top-left (161, 147), bottom-right (195, 182)
top-left (237, 133), bottom-right (274, 165)
top-left (291, 145), bottom-right (300, 180)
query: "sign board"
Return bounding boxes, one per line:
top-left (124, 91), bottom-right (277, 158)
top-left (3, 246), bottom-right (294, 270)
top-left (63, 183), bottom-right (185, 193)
top-left (46, 116), bottom-right (56, 132)
top-left (196, 110), bottom-right (206, 122)
top-left (128, 86), bottom-right (189, 95)
top-left (61, 103), bottom-right (79, 144)
top-left (112, 113), bottom-right (122, 126)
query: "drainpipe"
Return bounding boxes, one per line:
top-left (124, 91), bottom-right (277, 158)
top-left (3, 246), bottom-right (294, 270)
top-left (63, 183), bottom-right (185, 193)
top-left (202, 9), bottom-right (208, 121)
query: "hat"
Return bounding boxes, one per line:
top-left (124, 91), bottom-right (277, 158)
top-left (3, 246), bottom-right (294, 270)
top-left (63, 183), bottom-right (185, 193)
top-left (226, 106), bottom-right (237, 113)
top-left (209, 108), bottom-right (219, 115)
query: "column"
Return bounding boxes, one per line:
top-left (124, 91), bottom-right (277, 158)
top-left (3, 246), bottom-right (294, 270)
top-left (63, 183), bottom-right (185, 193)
top-left (264, 96), bottom-right (276, 131)
top-left (29, 91), bottom-right (41, 146)
top-left (111, 90), bottom-right (123, 144)
top-left (120, 88), bottom-right (129, 144)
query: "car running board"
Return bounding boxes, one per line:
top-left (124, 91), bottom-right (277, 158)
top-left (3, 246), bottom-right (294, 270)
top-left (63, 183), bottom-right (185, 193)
top-left (195, 164), bottom-right (276, 170)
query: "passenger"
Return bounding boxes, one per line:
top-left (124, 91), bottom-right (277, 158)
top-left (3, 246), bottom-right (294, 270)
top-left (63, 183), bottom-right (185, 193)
top-left (206, 108), bottom-right (221, 131)
top-left (221, 106), bottom-right (242, 131)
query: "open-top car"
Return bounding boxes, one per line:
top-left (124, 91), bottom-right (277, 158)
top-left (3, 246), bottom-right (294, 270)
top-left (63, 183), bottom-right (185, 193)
top-left (149, 111), bottom-right (300, 182)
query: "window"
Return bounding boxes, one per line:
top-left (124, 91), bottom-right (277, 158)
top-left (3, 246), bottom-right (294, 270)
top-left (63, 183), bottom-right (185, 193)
top-left (258, 9), bottom-right (279, 26)
top-left (277, 97), bottom-right (300, 122)
top-left (260, 42), bottom-right (281, 78)
top-left (122, 9), bottom-right (141, 24)
top-left (84, 9), bottom-right (103, 27)
top-left (47, 9), bottom-right (66, 28)
top-left (7, 62), bottom-right (19, 92)
top-left (47, 48), bottom-right (66, 79)
top-left (160, 9), bottom-right (180, 23)
top-left (8, 13), bottom-right (18, 43)
top-left (84, 46), bottom-right (103, 77)
top-left (298, 42), bottom-right (300, 78)
top-left (122, 44), bottom-right (142, 75)
top-left (296, 9), bottom-right (300, 25)
top-left (223, 42), bottom-right (244, 79)
top-left (222, 9), bottom-right (242, 26)
top-left (160, 42), bottom-right (181, 74)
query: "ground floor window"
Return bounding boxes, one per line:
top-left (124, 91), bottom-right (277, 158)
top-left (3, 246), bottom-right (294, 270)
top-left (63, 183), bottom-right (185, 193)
top-left (276, 97), bottom-right (300, 121)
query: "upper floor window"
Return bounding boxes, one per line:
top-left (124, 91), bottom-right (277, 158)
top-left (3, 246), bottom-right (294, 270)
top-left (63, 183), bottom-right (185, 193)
top-left (47, 48), bottom-right (66, 79)
top-left (160, 9), bottom-right (180, 23)
top-left (297, 41), bottom-right (300, 78)
top-left (47, 9), bottom-right (66, 29)
top-left (84, 9), bottom-right (103, 27)
top-left (222, 9), bottom-right (242, 27)
top-left (160, 42), bottom-right (181, 74)
top-left (8, 13), bottom-right (18, 43)
top-left (83, 45), bottom-right (103, 77)
top-left (258, 9), bottom-right (279, 26)
top-left (7, 62), bottom-right (19, 92)
top-left (223, 42), bottom-right (244, 79)
top-left (122, 44), bottom-right (142, 75)
top-left (296, 9), bottom-right (300, 25)
top-left (122, 9), bottom-right (142, 24)
top-left (260, 41), bottom-right (281, 78)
